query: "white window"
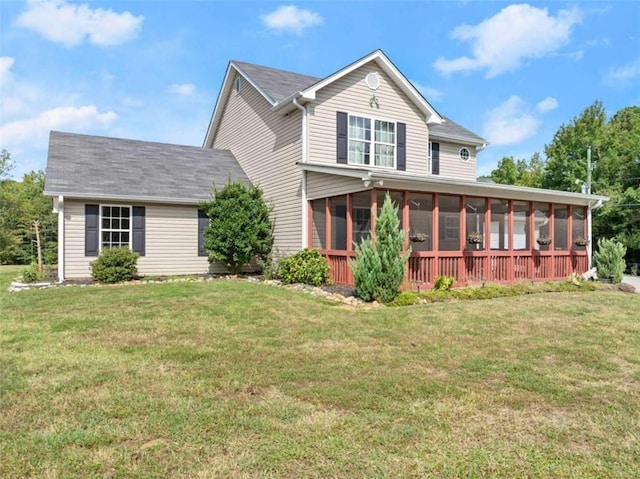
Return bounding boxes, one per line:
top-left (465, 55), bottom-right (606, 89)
top-left (101, 206), bottom-right (131, 249)
top-left (234, 76), bottom-right (243, 93)
top-left (348, 114), bottom-right (395, 168)
top-left (459, 147), bottom-right (470, 162)
top-left (428, 142), bottom-right (433, 174)
top-left (444, 215), bottom-right (459, 240)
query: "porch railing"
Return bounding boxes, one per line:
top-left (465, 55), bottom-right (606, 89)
top-left (322, 250), bottom-right (588, 287)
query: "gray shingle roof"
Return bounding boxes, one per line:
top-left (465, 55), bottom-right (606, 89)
top-left (44, 131), bottom-right (250, 203)
top-left (430, 117), bottom-right (486, 145)
top-left (232, 59), bottom-right (486, 145)
top-left (232, 60), bottom-right (320, 103)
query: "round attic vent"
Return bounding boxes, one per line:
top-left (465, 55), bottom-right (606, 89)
top-left (365, 72), bottom-right (380, 91)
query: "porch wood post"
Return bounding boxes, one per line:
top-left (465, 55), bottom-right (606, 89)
top-left (307, 200), bottom-right (313, 249)
top-left (325, 197), bottom-right (331, 251)
top-left (460, 196), bottom-right (466, 282)
top-left (346, 193), bottom-right (353, 252)
top-left (549, 203), bottom-right (556, 278)
top-left (433, 193), bottom-right (439, 281)
top-left (567, 205), bottom-right (574, 274)
top-left (529, 201), bottom-right (535, 278)
top-left (508, 200), bottom-right (514, 282)
top-left (370, 189), bottom-right (377, 238)
top-left (403, 191), bottom-right (410, 251)
top-left (485, 197), bottom-right (491, 281)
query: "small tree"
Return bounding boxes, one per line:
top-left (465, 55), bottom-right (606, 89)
top-left (350, 193), bottom-right (410, 303)
top-left (200, 181), bottom-right (272, 274)
top-left (593, 237), bottom-right (626, 283)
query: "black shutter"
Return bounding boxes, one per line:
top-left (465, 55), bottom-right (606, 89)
top-left (85, 204), bottom-right (99, 257)
top-left (336, 111), bottom-right (348, 164)
top-left (396, 122), bottom-right (406, 171)
top-left (132, 206), bottom-right (145, 256)
top-left (432, 142), bottom-right (440, 175)
top-left (198, 209), bottom-right (208, 257)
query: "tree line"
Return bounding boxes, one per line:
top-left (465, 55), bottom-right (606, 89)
top-left (0, 150), bottom-right (57, 265)
top-left (487, 102), bottom-right (640, 264)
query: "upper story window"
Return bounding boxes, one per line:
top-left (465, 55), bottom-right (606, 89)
top-left (234, 76), bottom-right (243, 94)
top-left (348, 114), bottom-right (396, 168)
top-left (459, 147), bottom-right (470, 162)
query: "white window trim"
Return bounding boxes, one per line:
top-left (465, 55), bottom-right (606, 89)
top-left (99, 204), bottom-right (132, 252)
top-left (428, 142), bottom-right (433, 174)
top-left (347, 112), bottom-right (397, 169)
top-left (459, 147), bottom-right (471, 162)
top-left (234, 76), bottom-right (243, 94)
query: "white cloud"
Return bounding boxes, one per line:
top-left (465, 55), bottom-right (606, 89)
top-left (536, 97), bottom-right (558, 113)
top-left (410, 80), bottom-right (443, 102)
top-left (0, 56), bottom-right (15, 84)
top-left (168, 83), bottom-right (196, 97)
top-left (261, 5), bottom-right (323, 35)
top-left (606, 58), bottom-right (640, 86)
top-left (16, 0), bottom-right (143, 47)
top-left (434, 4), bottom-right (582, 78)
top-left (483, 96), bottom-right (540, 145)
top-left (0, 106), bottom-right (118, 145)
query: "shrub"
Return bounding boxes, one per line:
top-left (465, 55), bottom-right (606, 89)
top-left (256, 247), bottom-right (283, 280)
top-left (350, 194), bottom-right (410, 303)
top-left (593, 237), bottom-right (627, 283)
top-left (22, 263), bottom-right (46, 283)
top-left (433, 275), bottom-right (454, 292)
top-left (280, 248), bottom-right (330, 286)
top-left (389, 291), bottom-right (419, 307)
top-left (90, 247), bottom-right (139, 283)
top-left (200, 181), bottom-right (272, 275)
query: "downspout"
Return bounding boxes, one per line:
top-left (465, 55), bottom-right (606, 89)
top-left (53, 195), bottom-right (64, 282)
top-left (292, 97), bottom-right (308, 249)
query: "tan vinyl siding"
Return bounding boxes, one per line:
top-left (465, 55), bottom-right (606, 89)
top-left (63, 200), bottom-right (226, 279)
top-left (307, 61), bottom-right (430, 175)
top-left (306, 172), bottom-right (364, 200)
top-left (213, 72), bottom-right (303, 254)
top-left (436, 142), bottom-right (477, 181)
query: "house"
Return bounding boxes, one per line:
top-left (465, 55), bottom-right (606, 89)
top-left (45, 50), bottom-right (608, 285)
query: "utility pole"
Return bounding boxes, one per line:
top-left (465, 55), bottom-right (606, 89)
top-left (587, 146), bottom-right (593, 269)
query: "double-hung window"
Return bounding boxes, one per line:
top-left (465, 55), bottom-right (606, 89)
top-left (348, 114), bottom-right (395, 168)
top-left (101, 206), bottom-right (131, 249)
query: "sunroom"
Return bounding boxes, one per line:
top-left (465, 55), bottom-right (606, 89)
top-left (302, 165), bottom-right (608, 287)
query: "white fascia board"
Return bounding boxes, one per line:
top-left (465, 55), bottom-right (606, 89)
top-left (43, 192), bottom-right (207, 206)
top-left (280, 50), bottom-right (443, 125)
top-left (298, 163), bottom-right (609, 206)
top-left (429, 132), bottom-right (487, 147)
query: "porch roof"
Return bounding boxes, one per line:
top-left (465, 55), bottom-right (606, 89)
top-left (299, 162), bottom-right (609, 206)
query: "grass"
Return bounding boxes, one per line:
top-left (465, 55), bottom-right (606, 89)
top-left (1, 264), bottom-right (639, 478)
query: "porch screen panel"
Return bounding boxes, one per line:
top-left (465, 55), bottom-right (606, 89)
top-left (490, 199), bottom-right (508, 251)
top-left (311, 199), bottom-right (326, 249)
top-left (377, 191), bottom-right (404, 229)
top-left (465, 197), bottom-right (486, 251)
top-left (513, 201), bottom-right (530, 250)
top-left (408, 193), bottom-right (433, 252)
top-left (572, 206), bottom-right (586, 250)
top-left (554, 205), bottom-right (568, 250)
top-left (533, 202), bottom-right (550, 250)
top-left (352, 191), bottom-right (371, 246)
top-left (331, 195), bottom-right (347, 250)
top-left (438, 195), bottom-right (460, 251)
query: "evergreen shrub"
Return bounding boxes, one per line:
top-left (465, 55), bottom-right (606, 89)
top-left (593, 237), bottom-right (626, 283)
top-left (350, 194), bottom-right (410, 303)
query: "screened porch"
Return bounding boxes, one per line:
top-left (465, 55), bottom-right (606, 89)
top-left (308, 189), bottom-right (589, 287)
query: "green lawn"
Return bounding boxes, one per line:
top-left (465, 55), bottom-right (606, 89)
top-left (1, 265), bottom-right (639, 478)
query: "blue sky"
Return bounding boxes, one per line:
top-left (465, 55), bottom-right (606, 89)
top-left (1, 1), bottom-right (638, 179)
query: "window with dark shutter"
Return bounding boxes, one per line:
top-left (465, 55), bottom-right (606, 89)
top-left (396, 122), bottom-right (406, 171)
top-left (85, 204), bottom-right (99, 256)
top-left (336, 111), bottom-right (348, 164)
top-left (132, 206), bottom-right (145, 256)
top-left (198, 209), bottom-right (208, 256)
top-left (431, 142), bottom-right (440, 175)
